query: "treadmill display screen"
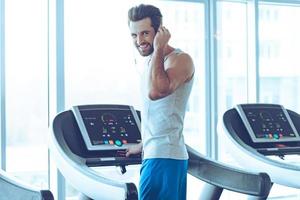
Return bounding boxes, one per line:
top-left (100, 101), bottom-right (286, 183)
top-left (72, 105), bottom-right (141, 151)
top-left (236, 104), bottom-right (300, 143)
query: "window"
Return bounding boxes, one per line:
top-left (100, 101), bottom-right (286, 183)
top-left (5, 0), bottom-right (48, 188)
top-left (217, 1), bottom-right (248, 114)
top-left (259, 3), bottom-right (300, 112)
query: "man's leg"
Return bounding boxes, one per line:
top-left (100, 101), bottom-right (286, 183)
top-left (139, 158), bottom-right (188, 200)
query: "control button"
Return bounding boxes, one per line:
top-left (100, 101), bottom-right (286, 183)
top-left (273, 134), bottom-right (279, 139)
top-left (115, 140), bottom-right (122, 147)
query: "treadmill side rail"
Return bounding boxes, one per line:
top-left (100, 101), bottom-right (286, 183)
top-left (187, 145), bottom-right (272, 199)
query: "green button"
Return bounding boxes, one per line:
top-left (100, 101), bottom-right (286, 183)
top-left (115, 140), bottom-right (122, 147)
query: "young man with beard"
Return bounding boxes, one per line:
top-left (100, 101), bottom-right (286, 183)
top-left (126, 4), bottom-right (194, 200)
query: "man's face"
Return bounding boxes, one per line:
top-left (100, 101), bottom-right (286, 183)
top-left (129, 17), bottom-right (156, 57)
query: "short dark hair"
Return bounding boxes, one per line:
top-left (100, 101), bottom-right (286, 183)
top-left (128, 4), bottom-right (162, 33)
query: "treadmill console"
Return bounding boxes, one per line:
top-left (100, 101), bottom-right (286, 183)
top-left (236, 104), bottom-right (300, 143)
top-left (72, 104), bottom-right (142, 151)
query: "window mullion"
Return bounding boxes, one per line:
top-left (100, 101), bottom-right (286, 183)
top-left (0, 0), bottom-right (6, 171)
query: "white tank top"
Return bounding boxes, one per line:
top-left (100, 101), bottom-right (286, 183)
top-left (140, 49), bottom-right (194, 160)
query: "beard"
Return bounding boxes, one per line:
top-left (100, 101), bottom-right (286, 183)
top-left (136, 42), bottom-right (154, 57)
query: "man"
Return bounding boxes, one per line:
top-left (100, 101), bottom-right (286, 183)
top-left (126, 4), bottom-right (194, 200)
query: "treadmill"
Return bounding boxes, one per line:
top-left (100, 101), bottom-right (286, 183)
top-left (219, 103), bottom-right (300, 190)
top-left (0, 168), bottom-right (54, 200)
top-left (50, 104), bottom-right (272, 200)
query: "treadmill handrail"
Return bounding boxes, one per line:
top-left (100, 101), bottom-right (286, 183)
top-left (186, 145), bottom-right (272, 197)
top-left (0, 169), bottom-right (54, 200)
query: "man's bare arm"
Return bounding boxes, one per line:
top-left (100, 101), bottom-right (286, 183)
top-left (148, 26), bottom-right (194, 100)
top-left (149, 50), bottom-right (194, 100)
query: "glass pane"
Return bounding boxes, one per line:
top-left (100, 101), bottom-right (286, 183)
top-left (259, 3), bottom-right (300, 112)
top-left (217, 1), bottom-right (248, 113)
top-left (5, 0), bottom-right (48, 188)
top-left (64, 1), bottom-right (140, 108)
top-left (64, 0), bottom-right (205, 199)
top-left (216, 1), bottom-right (248, 164)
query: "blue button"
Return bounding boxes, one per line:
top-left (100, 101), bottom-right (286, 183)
top-left (273, 134), bottom-right (279, 139)
top-left (115, 140), bottom-right (122, 147)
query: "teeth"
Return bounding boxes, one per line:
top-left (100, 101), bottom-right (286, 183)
top-left (140, 44), bottom-right (148, 48)
top-left (140, 46), bottom-right (148, 50)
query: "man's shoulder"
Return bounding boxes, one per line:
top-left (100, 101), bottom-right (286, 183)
top-left (166, 50), bottom-right (193, 68)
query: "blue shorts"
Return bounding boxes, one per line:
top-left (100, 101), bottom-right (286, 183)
top-left (139, 158), bottom-right (188, 200)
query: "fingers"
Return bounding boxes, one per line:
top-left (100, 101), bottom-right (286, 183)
top-left (117, 149), bottom-right (128, 157)
top-left (158, 26), bottom-right (169, 33)
top-left (162, 26), bottom-right (169, 32)
top-left (125, 149), bottom-right (133, 157)
top-left (125, 149), bottom-right (130, 157)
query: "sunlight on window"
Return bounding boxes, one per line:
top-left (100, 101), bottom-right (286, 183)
top-left (5, 0), bottom-right (48, 188)
top-left (259, 3), bottom-right (300, 112)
